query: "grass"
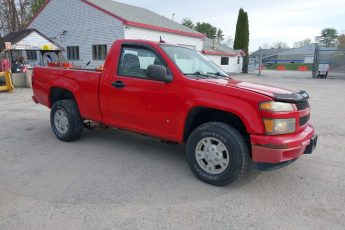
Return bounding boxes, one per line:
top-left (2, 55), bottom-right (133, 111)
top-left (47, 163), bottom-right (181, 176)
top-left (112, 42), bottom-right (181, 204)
top-left (266, 63), bottom-right (313, 70)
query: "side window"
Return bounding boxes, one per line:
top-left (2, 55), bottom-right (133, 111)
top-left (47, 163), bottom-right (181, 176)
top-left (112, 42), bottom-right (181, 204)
top-left (67, 46), bottom-right (80, 60)
top-left (221, 57), bottom-right (229, 65)
top-left (92, 45), bottom-right (107, 60)
top-left (118, 46), bottom-right (164, 79)
top-left (26, 50), bottom-right (37, 60)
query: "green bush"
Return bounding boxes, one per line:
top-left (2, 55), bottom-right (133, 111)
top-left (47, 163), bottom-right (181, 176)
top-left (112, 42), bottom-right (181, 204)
top-left (266, 63), bottom-right (313, 70)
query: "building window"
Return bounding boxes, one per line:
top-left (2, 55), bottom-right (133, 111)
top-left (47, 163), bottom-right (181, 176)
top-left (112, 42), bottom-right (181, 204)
top-left (221, 57), bottom-right (229, 65)
top-left (92, 45), bottom-right (107, 60)
top-left (26, 50), bottom-right (37, 60)
top-left (237, 56), bottom-right (240, 64)
top-left (67, 46), bottom-right (80, 60)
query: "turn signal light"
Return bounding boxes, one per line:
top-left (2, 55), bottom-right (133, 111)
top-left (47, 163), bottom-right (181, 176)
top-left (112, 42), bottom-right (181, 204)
top-left (260, 101), bottom-right (294, 112)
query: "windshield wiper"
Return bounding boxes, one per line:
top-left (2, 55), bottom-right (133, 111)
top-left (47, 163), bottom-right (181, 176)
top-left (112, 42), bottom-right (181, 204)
top-left (184, 72), bottom-right (220, 79)
top-left (207, 72), bottom-right (231, 79)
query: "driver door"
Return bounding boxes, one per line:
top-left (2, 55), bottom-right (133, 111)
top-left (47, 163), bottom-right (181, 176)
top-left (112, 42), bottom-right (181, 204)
top-left (102, 44), bottom-right (179, 140)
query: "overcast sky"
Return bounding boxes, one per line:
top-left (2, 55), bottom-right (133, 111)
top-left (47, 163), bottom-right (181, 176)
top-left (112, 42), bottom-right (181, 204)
top-left (117, 0), bottom-right (345, 52)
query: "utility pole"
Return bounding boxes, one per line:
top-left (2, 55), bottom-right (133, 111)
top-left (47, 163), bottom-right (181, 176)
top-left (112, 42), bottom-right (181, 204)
top-left (312, 43), bottom-right (319, 78)
top-left (258, 47), bottom-right (262, 76)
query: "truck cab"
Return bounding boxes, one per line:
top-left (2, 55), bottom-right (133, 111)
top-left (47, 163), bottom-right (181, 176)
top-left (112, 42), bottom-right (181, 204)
top-left (32, 39), bottom-right (317, 186)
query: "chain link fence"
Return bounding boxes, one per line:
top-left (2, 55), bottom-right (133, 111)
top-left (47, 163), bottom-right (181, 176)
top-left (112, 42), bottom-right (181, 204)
top-left (313, 46), bottom-right (345, 77)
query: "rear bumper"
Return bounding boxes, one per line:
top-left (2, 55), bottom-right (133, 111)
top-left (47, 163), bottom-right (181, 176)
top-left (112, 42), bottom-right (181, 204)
top-left (251, 124), bottom-right (317, 164)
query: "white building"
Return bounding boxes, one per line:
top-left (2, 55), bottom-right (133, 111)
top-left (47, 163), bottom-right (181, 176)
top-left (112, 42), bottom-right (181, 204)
top-left (27, 0), bottom-right (244, 72)
top-left (0, 29), bottom-right (63, 68)
top-left (202, 38), bottom-right (244, 74)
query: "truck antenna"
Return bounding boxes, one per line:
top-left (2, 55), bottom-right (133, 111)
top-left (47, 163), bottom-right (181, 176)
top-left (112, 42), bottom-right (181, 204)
top-left (84, 60), bottom-right (91, 69)
top-left (160, 36), bottom-right (166, 43)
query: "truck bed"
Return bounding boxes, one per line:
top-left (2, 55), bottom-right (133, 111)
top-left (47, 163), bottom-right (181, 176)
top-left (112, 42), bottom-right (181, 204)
top-left (32, 67), bottom-right (103, 122)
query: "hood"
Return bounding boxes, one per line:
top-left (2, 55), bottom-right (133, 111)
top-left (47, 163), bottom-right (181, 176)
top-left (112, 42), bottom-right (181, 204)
top-left (198, 79), bottom-right (309, 102)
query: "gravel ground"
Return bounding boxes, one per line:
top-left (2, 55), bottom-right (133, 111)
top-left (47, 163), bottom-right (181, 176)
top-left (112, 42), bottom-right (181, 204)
top-left (1, 72), bottom-right (345, 230)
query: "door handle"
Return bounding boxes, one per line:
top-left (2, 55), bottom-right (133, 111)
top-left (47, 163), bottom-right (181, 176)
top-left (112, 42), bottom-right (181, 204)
top-left (112, 81), bottom-right (126, 89)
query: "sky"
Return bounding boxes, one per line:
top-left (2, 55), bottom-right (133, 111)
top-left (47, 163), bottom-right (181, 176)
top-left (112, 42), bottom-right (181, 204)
top-left (117, 0), bottom-right (345, 52)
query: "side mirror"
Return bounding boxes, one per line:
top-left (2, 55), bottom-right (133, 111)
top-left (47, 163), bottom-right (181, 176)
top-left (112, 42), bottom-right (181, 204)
top-left (147, 64), bottom-right (173, 83)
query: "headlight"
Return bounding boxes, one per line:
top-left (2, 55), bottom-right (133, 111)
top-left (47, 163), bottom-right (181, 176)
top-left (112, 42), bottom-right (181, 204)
top-left (263, 118), bottom-right (296, 135)
top-left (260, 101), bottom-right (294, 112)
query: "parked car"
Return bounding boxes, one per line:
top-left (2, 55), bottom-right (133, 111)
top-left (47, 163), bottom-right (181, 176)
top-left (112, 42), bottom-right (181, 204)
top-left (316, 64), bottom-right (330, 79)
top-left (32, 39), bottom-right (317, 186)
top-left (265, 62), bottom-right (275, 67)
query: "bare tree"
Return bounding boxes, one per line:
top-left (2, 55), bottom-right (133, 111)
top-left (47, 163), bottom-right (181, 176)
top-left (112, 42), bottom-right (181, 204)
top-left (0, 0), bottom-right (33, 35)
top-left (222, 36), bottom-right (234, 48)
top-left (293, 38), bottom-right (312, 48)
top-left (261, 42), bottom-right (270, 49)
top-left (337, 34), bottom-right (345, 49)
top-left (18, 0), bottom-right (32, 27)
top-left (271, 41), bottom-right (289, 49)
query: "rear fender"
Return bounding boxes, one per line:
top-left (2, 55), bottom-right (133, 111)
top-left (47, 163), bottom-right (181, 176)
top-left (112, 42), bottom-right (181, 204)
top-left (49, 78), bottom-right (80, 109)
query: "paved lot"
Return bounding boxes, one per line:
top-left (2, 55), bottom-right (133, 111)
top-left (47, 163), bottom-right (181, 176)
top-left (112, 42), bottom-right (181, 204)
top-left (1, 72), bottom-right (345, 230)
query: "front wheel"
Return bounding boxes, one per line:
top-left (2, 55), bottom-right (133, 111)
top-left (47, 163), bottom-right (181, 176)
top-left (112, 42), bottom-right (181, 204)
top-left (50, 99), bottom-right (84, 142)
top-left (186, 122), bottom-right (249, 186)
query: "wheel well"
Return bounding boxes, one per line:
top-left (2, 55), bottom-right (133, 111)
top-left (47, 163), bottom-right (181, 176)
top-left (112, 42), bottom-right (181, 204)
top-left (183, 107), bottom-right (250, 144)
top-left (50, 87), bottom-right (75, 106)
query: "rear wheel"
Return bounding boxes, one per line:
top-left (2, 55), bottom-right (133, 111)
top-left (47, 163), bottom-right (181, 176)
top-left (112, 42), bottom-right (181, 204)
top-left (50, 99), bottom-right (83, 142)
top-left (186, 122), bottom-right (249, 186)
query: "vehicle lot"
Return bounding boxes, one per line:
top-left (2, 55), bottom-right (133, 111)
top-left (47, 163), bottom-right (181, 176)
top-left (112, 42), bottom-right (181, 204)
top-left (1, 72), bottom-right (345, 230)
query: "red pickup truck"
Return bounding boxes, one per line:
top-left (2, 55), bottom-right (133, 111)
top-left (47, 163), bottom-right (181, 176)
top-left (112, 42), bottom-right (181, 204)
top-left (32, 39), bottom-right (317, 186)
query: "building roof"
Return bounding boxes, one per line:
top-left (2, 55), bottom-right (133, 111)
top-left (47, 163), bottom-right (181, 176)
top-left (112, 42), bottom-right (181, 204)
top-left (202, 38), bottom-right (244, 57)
top-left (0, 29), bottom-right (35, 51)
top-left (250, 48), bottom-right (290, 58)
top-left (0, 29), bottom-right (63, 51)
top-left (277, 45), bottom-right (315, 56)
top-left (27, 0), bottom-right (205, 39)
top-left (250, 44), bottom-right (337, 58)
top-left (278, 44), bottom-right (335, 56)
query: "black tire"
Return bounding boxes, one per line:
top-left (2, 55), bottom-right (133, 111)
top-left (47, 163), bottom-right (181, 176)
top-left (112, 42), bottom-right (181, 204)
top-left (50, 99), bottom-right (84, 142)
top-left (186, 122), bottom-right (249, 186)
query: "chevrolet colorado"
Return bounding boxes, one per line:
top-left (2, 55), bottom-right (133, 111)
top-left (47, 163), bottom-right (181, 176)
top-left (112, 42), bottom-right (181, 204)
top-left (32, 39), bottom-right (317, 186)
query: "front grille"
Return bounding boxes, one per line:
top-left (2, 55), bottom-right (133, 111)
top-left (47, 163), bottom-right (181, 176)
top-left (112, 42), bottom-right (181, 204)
top-left (295, 101), bottom-right (310, 111)
top-left (299, 114), bottom-right (310, 126)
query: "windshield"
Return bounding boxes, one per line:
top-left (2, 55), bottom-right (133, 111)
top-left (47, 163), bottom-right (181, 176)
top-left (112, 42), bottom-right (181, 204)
top-left (160, 44), bottom-right (229, 79)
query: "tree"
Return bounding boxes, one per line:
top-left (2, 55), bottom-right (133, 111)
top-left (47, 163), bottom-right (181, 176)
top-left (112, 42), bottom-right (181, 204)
top-left (293, 38), bottom-right (312, 48)
top-left (261, 42), bottom-right (270, 49)
top-left (272, 41), bottom-right (289, 49)
top-left (194, 22), bottom-right (217, 39)
top-left (0, 0), bottom-right (35, 35)
top-left (31, 0), bottom-right (45, 15)
top-left (0, 0), bottom-right (20, 33)
top-left (233, 8), bottom-right (249, 73)
top-left (181, 18), bottom-right (225, 42)
top-left (216, 29), bottom-right (224, 42)
top-left (337, 34), bottom-right (345, 49)
top-left (222, 36), bottom-right (233, 48)
top-left (0, 0), bottom-right (45, 36)
top-left (181, 18), bottom-right (194, 29)
top-left (315, 28), bottom-right (338, 47)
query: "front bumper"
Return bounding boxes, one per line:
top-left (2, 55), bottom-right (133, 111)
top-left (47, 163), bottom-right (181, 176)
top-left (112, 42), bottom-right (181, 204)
top-left (251, 124), bottom-right (317, 164)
